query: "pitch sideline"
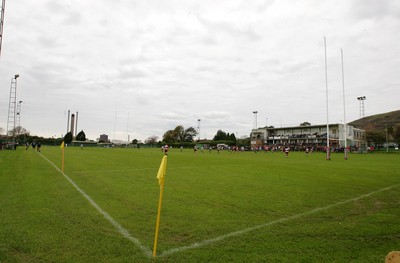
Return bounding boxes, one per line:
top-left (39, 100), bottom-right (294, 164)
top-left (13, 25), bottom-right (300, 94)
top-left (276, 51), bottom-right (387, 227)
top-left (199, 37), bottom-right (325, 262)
top-left (38, 153), bottom-right (153, 258)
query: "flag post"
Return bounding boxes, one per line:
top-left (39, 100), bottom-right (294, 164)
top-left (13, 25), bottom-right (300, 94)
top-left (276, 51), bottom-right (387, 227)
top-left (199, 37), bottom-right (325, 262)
top-left (153, 177), bottom-right (165, 257)
top-left (60, 141), bottom-right (65, 172)
top-left (153, 155), bottom-right (167, 257)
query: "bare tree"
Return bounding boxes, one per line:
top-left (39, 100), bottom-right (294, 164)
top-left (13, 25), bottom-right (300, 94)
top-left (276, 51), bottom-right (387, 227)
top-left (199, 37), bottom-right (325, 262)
top-left (145, 135), bottom-right (158, 145)
top-left (14, 126), bottom-right (29, 135)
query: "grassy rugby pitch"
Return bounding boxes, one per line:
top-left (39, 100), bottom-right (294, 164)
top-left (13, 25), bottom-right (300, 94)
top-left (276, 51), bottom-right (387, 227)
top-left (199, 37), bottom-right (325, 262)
top-left (1, 146), bottom-right (400, 262)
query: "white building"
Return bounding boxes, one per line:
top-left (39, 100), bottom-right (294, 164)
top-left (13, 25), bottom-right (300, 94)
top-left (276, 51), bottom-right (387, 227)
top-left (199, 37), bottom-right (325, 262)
top-left (250, 123), bottom-right (366, 150)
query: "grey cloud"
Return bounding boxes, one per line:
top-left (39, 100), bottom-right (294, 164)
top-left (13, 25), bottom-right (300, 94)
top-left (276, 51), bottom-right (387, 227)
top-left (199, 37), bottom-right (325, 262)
top-left (351, 0), bottom-right (400, 20)
top-left (63, 12), bottom-right (82, 26)
top-left (44, 0), bottom-right (81, 26)
top-left (203, 111), bottom-right (230, 120)
top-left (196, 14), bottom-right (263, 42)
top-left (119, 67), bottom-right (148, 79)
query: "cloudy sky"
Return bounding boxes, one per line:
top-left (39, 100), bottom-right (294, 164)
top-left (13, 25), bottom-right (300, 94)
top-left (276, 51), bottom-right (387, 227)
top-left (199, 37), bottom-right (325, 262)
top-left (1, 0), bottom-right (399, 142)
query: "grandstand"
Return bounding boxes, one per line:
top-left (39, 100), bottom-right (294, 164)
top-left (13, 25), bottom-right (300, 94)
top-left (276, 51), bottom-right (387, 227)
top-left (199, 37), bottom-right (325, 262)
top-left (251, 123), bottom-right (366, 150)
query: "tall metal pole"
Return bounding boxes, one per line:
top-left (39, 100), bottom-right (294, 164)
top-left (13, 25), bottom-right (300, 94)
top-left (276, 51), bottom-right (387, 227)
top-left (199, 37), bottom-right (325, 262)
top-left (197, 119), bottom-right (201, 141)
top-left (0, 0), bottom-right (6, 57)
top-left (324, 37), bottom-right (330, 160)
top-left (17, 100), bottom-right (22, 134)
top-left (357, 96), bottom-right (366, 118)
top-left (253, 111), bottom-right (258, 130)
top-left (6, 74), bottom-right (19, 140)
top-left (341, 49), bottom-right (348, 160)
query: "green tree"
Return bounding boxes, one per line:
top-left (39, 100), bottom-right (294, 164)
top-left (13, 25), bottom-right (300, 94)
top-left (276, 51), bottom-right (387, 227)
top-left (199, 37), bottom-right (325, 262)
top-left (184, 127), bottom-right (198, 142)
top-left (163, 130), bottom-right (176, 143)
top-left (387, 125), bottom-right (394, 137)
top-left (300, 122), bottom-right (311, 126)
top-left (237, 136), bottom-right (250, 147)
top-left (64, 132), bottom-right (73, 144)
top-left (174, 125), bottom-right (185, 142)
top-left (393, 124), bottom-right (400, 144)
top-left (213, 130), bottom-right (227, 141)
top-left (366, 131), bottom-right (385, 144)
top-left (131, 139), bottom-right (138, 144)
top-left (162, 125), bottom-right (198, 143)
top-left (76, 130), bottom-right (86, 141)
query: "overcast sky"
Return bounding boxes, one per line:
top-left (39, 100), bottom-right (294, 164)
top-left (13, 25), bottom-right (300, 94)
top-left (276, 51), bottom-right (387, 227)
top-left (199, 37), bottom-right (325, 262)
top-left (1, 0), bottom-right (399, 142)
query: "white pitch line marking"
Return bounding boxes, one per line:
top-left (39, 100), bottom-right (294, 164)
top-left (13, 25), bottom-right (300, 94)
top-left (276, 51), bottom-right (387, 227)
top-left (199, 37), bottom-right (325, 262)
top-left (159, 183), bottom-right (399, 257)
top-left (38, 153), bottom-right (153, 258)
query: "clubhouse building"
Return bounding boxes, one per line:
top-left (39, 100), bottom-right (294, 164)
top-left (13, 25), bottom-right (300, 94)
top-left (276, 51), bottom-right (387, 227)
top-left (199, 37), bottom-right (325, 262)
top-left (250, 123), bottom-right (366, 150)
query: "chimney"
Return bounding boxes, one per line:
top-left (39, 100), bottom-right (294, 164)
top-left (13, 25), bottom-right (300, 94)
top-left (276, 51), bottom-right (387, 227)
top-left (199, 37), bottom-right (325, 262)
top-left (67, 110), bottom-right (70, 133)
top-left (70, 114), bottom-right (75, 138)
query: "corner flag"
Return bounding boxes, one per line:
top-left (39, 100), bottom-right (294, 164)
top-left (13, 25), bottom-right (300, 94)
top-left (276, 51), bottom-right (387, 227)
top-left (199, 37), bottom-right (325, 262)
top-left (156, 155), bottom-right (167, 186)
top-left (153, 155), bottom-right (168, 257)
top-left (60, 141), bottom-right (65, 149)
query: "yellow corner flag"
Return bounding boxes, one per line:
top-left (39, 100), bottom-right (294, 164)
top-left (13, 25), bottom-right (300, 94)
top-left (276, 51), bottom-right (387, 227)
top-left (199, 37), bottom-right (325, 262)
top-left (60, 141), bottom-right (65, 149)
top-left (153, 155), bottom-right (167, 257)
top-left (156, 155), bottom-right (167, 186)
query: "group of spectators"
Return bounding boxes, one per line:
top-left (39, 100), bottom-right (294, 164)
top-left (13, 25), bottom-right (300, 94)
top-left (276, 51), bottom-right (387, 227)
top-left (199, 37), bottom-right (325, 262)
top-left (251, 144), bottom-right (360, 153)
top-left (0, 141), bottom-right (42, 151)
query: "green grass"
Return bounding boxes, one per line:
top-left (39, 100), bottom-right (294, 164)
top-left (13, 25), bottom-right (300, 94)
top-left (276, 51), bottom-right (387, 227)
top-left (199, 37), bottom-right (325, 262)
top-left (1, 146), bottom-right (400, 262)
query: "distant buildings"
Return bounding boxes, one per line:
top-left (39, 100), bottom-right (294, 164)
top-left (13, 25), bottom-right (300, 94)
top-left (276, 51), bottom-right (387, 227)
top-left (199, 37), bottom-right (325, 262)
top-left (99, 134), bottom-right (109, 143)
top-left (250, 123), bottom-right (366, 150)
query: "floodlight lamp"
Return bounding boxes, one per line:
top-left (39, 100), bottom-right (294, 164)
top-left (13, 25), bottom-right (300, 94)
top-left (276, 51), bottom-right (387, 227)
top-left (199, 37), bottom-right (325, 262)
top-left (14, 74), bottom-right (19, 79)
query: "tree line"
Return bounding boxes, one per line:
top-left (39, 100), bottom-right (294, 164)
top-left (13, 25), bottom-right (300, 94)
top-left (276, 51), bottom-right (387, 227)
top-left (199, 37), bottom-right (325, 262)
top-left (142, 125), bottom-right (247, 148)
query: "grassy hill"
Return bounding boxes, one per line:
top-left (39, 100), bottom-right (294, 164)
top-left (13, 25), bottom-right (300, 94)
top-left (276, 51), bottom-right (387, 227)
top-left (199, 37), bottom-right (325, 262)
top-left (349, 110), bottom-right (400, 132)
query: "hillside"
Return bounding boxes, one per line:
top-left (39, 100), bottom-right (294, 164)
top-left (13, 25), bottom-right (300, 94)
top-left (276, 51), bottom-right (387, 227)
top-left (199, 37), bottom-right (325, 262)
top-left (349, 110), bottom-right (400, 131)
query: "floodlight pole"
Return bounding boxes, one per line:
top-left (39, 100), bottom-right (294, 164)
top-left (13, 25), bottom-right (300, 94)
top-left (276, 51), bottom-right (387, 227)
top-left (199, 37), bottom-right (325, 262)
top-left (341, 49), bottom-right (348, 160)
top-left (253, 111), bottom-right (258, 130)
top-left (6, 74), bottom-right (19, 141)
top-left (357, 96), bottom-right (366, 118)
top-left (0, 0), bottom-right (6, 57)
top-left (17, 100), bottom-right (22, 134)
top-left (197, 119), bottom-right (201, 141)
top-left (324, 37), bottom-right (330, 160)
